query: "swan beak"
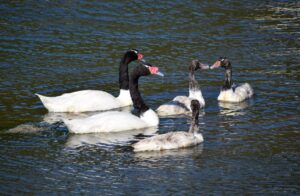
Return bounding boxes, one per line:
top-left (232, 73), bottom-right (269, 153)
top-left (200, 63), bottom-right (210, 70)
top-left (140, 59), bottom-right (147, 64)
top-left (210, 60), bottom-right (221, 69)
top-left (156, 71), bottom-right (164, 77)
top-left (149, 66), bottom-right (164, 77)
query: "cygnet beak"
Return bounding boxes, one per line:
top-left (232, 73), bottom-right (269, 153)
top-left (210, 60), bottom-right (221, 69)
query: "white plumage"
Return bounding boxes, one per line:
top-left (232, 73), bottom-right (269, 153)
top-left (156, 60), bottom-right (208, 116)
top-left (36, 49), bottom-right (142, 112)
top-left (63, 63), bottom-right (162, 134)
top-left (218, 83), bottom-right (254, 102)
top-left (36, 89), bottom-right (131, 113)
top-left (211, 57), bottom-right (254, 103)
top-left (156, 91), bottom-right (204, 116)
top-left (64, 109), bottom-right (158, 134)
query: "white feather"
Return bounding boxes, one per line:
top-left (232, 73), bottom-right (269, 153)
top-left (156, 90), bottom-right (205, 116)
top-left (36, 89), bottom-right (132, 113)
top-left (63, 109), bottom-right (159, 134)
top-left (218, 83), bottom-right (254, 102)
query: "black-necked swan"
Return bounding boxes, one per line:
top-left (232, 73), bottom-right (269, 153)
top-left (156, 60), bottom-right (209, 116)
top-left (133, 99), bottom-right (203, 152)
top-left (35, 49), bottom-right (143, 113)
top-left (63, 63), bottom-right (164, 134)
top-left (210, 57), bottom-right (254, 102)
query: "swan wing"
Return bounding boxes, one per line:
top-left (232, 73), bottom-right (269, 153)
top-left (218, 83), bottom-right (254, 102)
top-left (234, 83), bottom-right (254, 99)
top-left (156, 96), bottom-right (191, 116)
top-left (64, 111), bottom-right (148, 134)
top-left (36, 90), bottom-right (121, 112)
top-left (133, 132), bottom-right (203, 152)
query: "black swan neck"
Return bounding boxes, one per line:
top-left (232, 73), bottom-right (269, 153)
top-left (119, 53), bottom-right (135, 90)
top-left (129, 66), bottom-right (149, 115)
top-left (223, 65), bottom-right (232, 90)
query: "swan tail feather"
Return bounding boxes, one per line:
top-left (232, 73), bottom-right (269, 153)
top-left (35, 93), bottom-right (53, 111)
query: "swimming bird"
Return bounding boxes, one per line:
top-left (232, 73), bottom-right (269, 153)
top-left (156, 60), bottom-right (209, 116)
top-left (63, 63), bottom-right (164, 134)
top-left (210, 57), bottom-right (254, 102)
top-left (36, 49), bottom-right (143, 113)
top-left (133, 99), bottom-right (203, 152)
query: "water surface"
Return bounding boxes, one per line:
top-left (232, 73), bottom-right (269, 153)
top-left (1, 0), bottom-right (299, 194)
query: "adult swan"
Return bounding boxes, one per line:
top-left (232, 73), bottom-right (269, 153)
top-left (64, 63), bottom-right (164, 134)
top-left (36, 49), bottom-right (143, 113)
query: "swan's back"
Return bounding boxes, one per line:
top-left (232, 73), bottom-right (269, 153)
top-left (156, 93), bottom-right (204, 116)
top-left (218, 83), bottom-right (254, 102)
top-left (64, 111), bottom-right (148, 134)
top-left (133, 132), bottom-right (203, 152)
top-left (36, 90), bottom-right (122, 112)
top-left (156, 96), bottom-right (191, 116)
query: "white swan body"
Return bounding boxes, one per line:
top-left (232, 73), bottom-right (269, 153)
top-left (156, 60), bottom-right (208, 116)
top-left (36, 89), bottom-right (132, 113)
top-left (133, 131), bottom-right (203, 152)
top-left (63, 63), bottom-right (163, 134)
top-left (211, 58), bottom-right (254, 103)
top-left (64, 109), bottom-right (158, 134)
top-left (36, 49), bottom-right (143, 113)
top-left (133, 99), bottom-right (203, 152)
top-left (156, 90), bottom-right (205, 116)
top-left (218, 83), bottom-right (253, 102)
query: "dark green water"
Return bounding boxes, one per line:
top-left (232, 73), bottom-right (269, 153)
top-left (1, 0), bottom-right (299, 194)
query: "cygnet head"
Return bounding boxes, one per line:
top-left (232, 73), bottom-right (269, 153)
top-left (210, 57), bottom-right (231, 69)
top-left (189, 60), bottom-right (210, 72)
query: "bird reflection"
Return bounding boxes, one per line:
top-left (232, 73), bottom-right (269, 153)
top-left (43, 105), bottom-right (133, 124)
top-left (134, 144), bottom-right (203, 160)
top-left (65, 127), bottom-right (158, 149)
top-left (7, 106), bottom-right (134, 133)
top-left (218, 100), bottom-right (253, 116)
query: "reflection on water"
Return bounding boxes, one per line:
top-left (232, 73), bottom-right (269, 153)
top-left (65, 127), bottom-right (158, 148)
top-left (7, 123), bottom-right (45, 133)
top-left (43, 112), bottom-right (91, 124)
top-left (43, 106), bottom-right (133, 124)
top-left (218, 99), bottom-right (253, 116)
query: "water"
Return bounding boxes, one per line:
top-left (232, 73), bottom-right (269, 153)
top-left (1, 0), bottom-right (299, 194)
